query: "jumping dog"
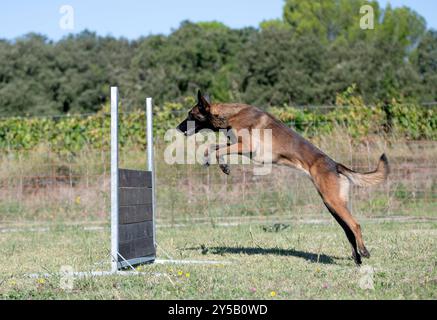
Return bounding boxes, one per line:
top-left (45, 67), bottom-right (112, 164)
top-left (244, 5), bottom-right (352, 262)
top-left (177, 91), bottom-right (389, 265)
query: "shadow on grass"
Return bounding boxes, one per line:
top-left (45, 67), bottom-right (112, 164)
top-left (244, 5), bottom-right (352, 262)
top-left (186, 246), bottom-right (343, 265)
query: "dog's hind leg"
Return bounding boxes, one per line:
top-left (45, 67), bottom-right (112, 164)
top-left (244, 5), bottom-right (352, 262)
top-left (324, 201), bottom-right (362, 265)
top-left (312, 169), bottom-right (369, 265)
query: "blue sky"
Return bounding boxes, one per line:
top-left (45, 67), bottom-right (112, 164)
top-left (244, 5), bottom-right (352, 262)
top-left (1, 0), bottom-right (436, 41)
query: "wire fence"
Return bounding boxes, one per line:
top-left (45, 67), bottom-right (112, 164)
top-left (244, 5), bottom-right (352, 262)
top-left (0, 112), bottom-right (436, 226)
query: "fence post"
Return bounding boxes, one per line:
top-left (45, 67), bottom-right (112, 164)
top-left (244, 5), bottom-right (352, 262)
top-left (146, 97), bottom-right (156, 248)
top-left (111, 87), bottom-right (119, 272)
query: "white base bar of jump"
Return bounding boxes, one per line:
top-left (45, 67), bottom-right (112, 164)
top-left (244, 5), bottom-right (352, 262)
top-left (26, 259), bottom-right (230, 279)
top-left (155, 259), bottom-right (231, 265)
top-left (27, 271), bottom-right (164, 279)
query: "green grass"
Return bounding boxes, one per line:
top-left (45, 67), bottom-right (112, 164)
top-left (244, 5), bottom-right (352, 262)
top-left (1, 220), bottom-right (436, 299)
top-left (0, 139), bottom-right (435, 299)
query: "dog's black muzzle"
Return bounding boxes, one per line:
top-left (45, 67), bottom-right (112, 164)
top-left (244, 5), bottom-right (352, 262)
top-left (176, 119), bottom-right (201, 136)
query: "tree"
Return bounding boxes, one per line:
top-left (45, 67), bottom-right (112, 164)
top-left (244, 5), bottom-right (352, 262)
top-left (238, 29), bottom-right (328, 106)
top-left (413, 30), bottom-right (437, 102)
top-left (128, 21), bottom-right (254, 106)
top-left (283, 0), bottom-right (381, 42)
top-left (377, 5), bottom-right (426, 54)
top-left (0, 33), bottom-right (59, 116)
top-left (0, 2), bottom-right (432, 116)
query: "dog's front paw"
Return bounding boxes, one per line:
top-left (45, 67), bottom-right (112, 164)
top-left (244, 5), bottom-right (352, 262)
top-left (219, 164), bottom-right (230, 175)
top-left (352, 250), bottom-right (362, 266)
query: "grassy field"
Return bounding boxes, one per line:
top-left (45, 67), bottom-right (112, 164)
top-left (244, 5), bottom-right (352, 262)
top-left (0, 133), bottom-right (436, 299)
top-left (0, 219), bottom-right (435, 299)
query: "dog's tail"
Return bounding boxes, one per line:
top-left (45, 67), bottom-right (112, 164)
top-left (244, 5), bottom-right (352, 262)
top-left (337, 154), bottom-right (389, 187)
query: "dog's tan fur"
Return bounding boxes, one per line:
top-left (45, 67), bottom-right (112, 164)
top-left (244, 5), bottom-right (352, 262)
top-left (177, 91), bottom-right (390, 264)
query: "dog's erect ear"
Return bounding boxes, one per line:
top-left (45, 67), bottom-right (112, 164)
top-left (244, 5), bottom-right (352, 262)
top-left (197, 90), bottom-right (210, 114)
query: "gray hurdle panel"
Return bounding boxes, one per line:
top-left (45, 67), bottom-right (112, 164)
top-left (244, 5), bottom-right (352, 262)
top-left (111, 87), bottom-right (156, 271)
top-left (117, 169), bottom-right (155, 268)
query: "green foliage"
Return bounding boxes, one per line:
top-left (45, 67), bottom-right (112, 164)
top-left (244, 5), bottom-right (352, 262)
top-left (0, 2), bottom-right (435, 115)
top-left (259, 19), bottom-right (290, 31)
top-left (283, 0), bottom-right (382, 42)
top-left (128, 21), bottom-right (253, 106)
top-left (268, 86), bottom-right (436, 139)
top-left (282, 0), bottom-right (426, 48)
top-left (412, 30), bottom-right (437, 103)
top-left (389, 101), bottom-right (437, 139)
top-left (238, 30), bottom-right (328, 106)
top-left (0, 93), bottom-right (435, 154)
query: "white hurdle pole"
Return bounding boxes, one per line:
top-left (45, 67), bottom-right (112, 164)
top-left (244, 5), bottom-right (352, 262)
top-left (146, 97), bottom-right (156, 249)
top-left (111, 87), bottom-right (119, 272)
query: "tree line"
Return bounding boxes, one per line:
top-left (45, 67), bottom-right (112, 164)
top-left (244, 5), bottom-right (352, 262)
top-left (0, 0), bottom-right (436, 116)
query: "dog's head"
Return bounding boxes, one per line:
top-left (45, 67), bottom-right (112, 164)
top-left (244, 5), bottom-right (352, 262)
top-left (177, 90), bottom-right (215, 136)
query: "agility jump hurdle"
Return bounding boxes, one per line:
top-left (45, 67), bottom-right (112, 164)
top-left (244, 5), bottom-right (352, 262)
top-left (28, 87), bottom-right (157, 279)
top-left (110, 87), bottom-right (156, 271)
top-left (26, 87), bottom-right (228, 280)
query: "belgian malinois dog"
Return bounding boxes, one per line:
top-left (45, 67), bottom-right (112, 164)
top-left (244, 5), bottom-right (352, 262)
top-left (177, 91), bottom-right (389, 265)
